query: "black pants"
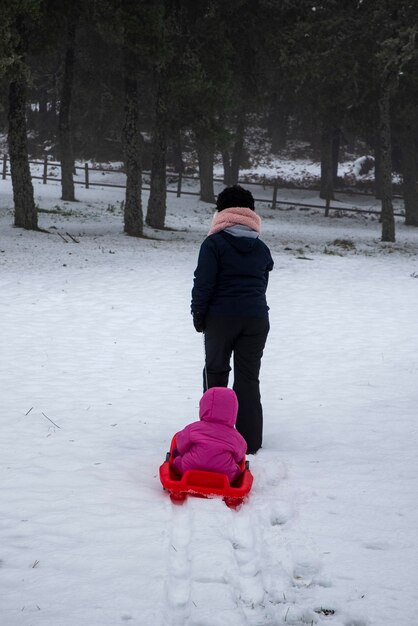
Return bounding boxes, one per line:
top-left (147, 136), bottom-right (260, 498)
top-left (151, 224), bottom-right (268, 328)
top-left (203, 316), bottom-right (270, 453)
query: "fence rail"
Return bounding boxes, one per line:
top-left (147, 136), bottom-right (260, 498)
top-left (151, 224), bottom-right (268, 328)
top-left (1, 153), bottom-right (405, 217)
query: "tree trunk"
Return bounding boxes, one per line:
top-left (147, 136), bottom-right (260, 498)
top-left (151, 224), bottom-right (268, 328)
top-left (221, 113), bottom-right (246, 186)
top-left (222, 149), bottom-right (233, 186)
top-left (373, 134), bottom-right (383, 200)
top-left (146, 78), bottom-right (168, 229)
top-left (400, 129), bottom-right (418, 226)
top-left (38, 91), bottom-right (49, 147)
top-left (171, 128), bottom-right (184, 173)
top-left (58, 5), bottom-right (79, 202)
top-left (230, 113), bottom-right (246, 185)
top-left (378, 86), bottom-right (395, 242)
top-left (320, 119), bottom-right (334, 202)
top-left (8, 77), bottom-right (37, 230)
top-left (332, 127), bottom-right (340, 186)
top-left (196, 132), bottom-right (215, 203)
top-left (123, 47), bottom-right (143, 237)
top-left (269, 93), bottom-right (289, 153)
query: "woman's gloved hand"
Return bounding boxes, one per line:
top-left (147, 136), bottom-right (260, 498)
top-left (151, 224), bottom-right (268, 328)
top-left (193, 312), bottom-right (206, 333)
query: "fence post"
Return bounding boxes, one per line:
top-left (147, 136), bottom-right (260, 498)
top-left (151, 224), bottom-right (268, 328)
top-left (272, 180), bottom-right (278, 210)
top-left (2, 154), bottom-right (7, 180)
top-left (177, 171), bottom-right (182, 198)
top-left (84, 162), bottom-right (89, 189)
top-left (43, 154), bottom-right (48, 184)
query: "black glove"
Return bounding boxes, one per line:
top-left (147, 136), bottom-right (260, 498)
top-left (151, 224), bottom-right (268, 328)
top-left (193, 312), bottom-right (206, 333)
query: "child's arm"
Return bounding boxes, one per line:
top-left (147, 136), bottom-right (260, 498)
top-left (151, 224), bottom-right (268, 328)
top-left (233, 433), bottom-right (248, 463)
top-left (175, 426), bottom-right (193, 455)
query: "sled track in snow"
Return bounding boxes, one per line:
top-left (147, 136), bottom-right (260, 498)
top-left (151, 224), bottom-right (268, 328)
top-left (162, 456), bottom-right (291, 626)
top-left (162, 454), bottom-right (369, 626)
top-left (164, 498), bottom-right (251, 626)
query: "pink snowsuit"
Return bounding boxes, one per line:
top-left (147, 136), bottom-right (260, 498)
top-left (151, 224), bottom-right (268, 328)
top-left (172, 387), bottom-right (247, 484)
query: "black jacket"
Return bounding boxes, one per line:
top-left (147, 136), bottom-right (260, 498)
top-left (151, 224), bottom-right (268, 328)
top-left (191, 231), bottom-right (274, 318)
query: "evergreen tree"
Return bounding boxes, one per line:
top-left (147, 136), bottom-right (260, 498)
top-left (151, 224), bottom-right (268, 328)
top-left (146, 0), bottom-right (175, 230)
top-left (94, 0), bottom-right (164, 236)
top-left (169, 0), bottom-right (239, 202)
top-left (364, 1), bottom-right (418, 241)
top-left (392, 39), bottom-right (418, 226)
top-left (57, 1), bottom-right (82, 201)
top-left (274, 1), bottom-right (366, 201)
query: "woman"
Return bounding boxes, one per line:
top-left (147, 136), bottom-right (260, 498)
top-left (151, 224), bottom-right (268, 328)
top-left (191, 185), bottom-right (274, 454)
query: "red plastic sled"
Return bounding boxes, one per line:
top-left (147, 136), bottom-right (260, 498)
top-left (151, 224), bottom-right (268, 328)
top-left (159, 434), bottom-right (253, 508)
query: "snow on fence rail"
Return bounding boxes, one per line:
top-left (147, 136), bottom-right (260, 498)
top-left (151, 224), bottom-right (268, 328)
top-left (1, 153), bottom-right (405, 217)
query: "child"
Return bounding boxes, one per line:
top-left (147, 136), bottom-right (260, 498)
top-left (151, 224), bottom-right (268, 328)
top-left (171, 387), bottom-right (247, 484)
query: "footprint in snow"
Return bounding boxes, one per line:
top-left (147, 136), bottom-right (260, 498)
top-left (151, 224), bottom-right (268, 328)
top-left (288, 547), bottom-right (323, 587)
top-left (228, 511), bottom-right (266, 608)
top-left (269, 500), bottom-right (294, 527)
top-left (362, 541), bottom-right (389, 551)
top-left (250, 454), bottom-right (287, 487)
top-left (343, 616), bottom-right (369, 626)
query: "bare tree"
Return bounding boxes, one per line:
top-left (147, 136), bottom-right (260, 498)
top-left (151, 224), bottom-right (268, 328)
top-left (122, 43), bottom-right (143, 237)
top-left (58, 2), bottom-right (80, 202)
top-left (7, 14), bottom-right (37, 230)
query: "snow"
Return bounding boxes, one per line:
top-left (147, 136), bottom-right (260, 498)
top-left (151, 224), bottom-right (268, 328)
top-left (214, 157), bottom-right (376, 186)
top-left (214, 158), bottom-right (325, 183)
top-left (1, 174), bottom-right (418, 626)
top-left (352, 157), bottom-right (375, 179)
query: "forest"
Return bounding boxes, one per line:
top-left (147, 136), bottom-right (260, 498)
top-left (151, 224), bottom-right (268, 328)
top-left (1, 0), bottom-right (418, 242)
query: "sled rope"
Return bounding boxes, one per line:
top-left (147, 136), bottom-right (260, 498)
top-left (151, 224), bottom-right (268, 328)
top-left (203, 332), bottom-right (209, 391)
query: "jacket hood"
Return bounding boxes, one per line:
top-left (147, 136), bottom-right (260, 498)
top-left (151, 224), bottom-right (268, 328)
top-left (221, 231), bottom-right (258, 253)
top-left (199, 387), bottom-right (238, 427)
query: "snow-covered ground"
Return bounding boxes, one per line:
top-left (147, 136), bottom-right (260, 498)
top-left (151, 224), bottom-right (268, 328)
top-left (1, 175), bottom-right (418, 626)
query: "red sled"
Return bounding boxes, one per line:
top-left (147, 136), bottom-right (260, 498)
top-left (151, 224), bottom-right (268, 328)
top-left (159, 434), bottom-right (254, 508)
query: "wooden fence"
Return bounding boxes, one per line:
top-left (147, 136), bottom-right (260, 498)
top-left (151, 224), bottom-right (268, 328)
top-left (1, 153), bottom-right (405, 217)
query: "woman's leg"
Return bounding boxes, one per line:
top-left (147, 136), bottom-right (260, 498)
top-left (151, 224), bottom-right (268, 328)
top-left (203, 316), bottom-right (236, 391)
top-left (233, 318), bottom-right (270, 453)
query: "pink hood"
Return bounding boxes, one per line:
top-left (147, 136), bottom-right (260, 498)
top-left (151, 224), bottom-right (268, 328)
top-left (199, 387), bottom-right (238, 427)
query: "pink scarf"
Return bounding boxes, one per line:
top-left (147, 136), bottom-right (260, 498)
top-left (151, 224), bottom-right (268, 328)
top-left (208, 207), bottom-right (261, 236)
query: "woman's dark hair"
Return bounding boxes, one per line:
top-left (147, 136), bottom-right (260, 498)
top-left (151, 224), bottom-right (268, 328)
top-left (216, 185), bottom-right (255, 211)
